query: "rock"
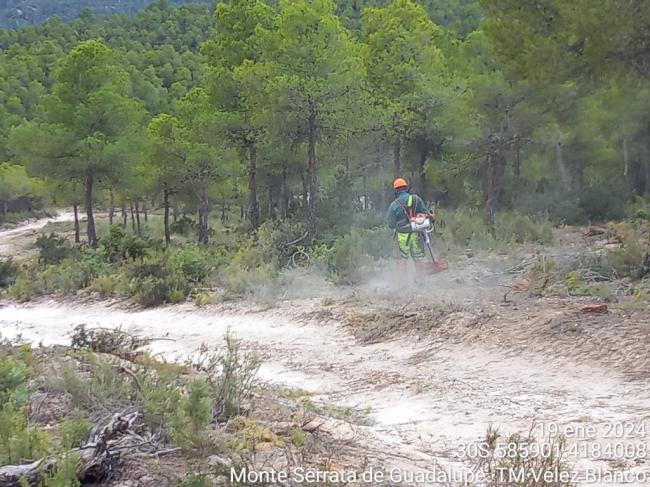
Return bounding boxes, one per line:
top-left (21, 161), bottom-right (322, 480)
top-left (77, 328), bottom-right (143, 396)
top-left (208, 454), bottom-right (232, 468)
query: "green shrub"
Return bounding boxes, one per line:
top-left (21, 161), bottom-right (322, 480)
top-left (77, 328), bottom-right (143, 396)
top-left (0, 351), bottom-right (51, 464)
top-left (176, 472), bottom-right (211, 487)
top-left (35, 233), bottom-right (73, 266)
top-left (220, 261), bottom-right (276, 297)
top-left (41, 454), bottom-right (81, 487)
top-left (194, 292), bottom-right (217, 307)
top-left (635, 208), bottom-right (649, 220)
top-left (437, 209), bottom-right (554, 249)
top-left (0, 405), bottom-right (52, 464)
top-left (494, 212), bottom-right (554, 244)
top-left (328, 230), bottom-right (373, 285)
top-left (256, 219), bottom-right (308, 265)
top-left (170, 378), bottom-right (213, 449)
top-left (87, 273), bottom-right (121, 297)
top-left (168, 245), bottom-right (210, 283)
top-left (122, 255), bottom-right (191, 306)
top-left (290, 426), bottom-right (306, 448)
top-left (564, 270), bottom-right (613, 298)
top-left (140, 367), bottom-right (183, 432)
top-left (7, 273), bottom-right (42, 301)
top-left (600, 221), bottom-right (650, 279)
top-left (100, 225), bottom-right (149, 263)
top-left (59, 417), bottom-right (91, 449)
top-left (437, 208), bottom-right (494, 248)
top-left (0, 258), bottom-right (19, 288)
top-left (577, 183), bottom-right (630, 222)
top-left (353, 227), bottom-right (394, 260)
top-left (213, 332), bottom-right (260, 419)
top-left (38, 249), bottom-right (111, 294)
top-left (0, 354), bottom-right (28, 407)
top-left (59, 361), bottom-right (134, 411)
top-left (170, 215), bottom-right (196, 236)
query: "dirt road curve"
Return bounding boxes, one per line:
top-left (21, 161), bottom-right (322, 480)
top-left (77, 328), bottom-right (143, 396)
top-left (0, 212), bottom-right (74, 259)
top-left (1, 216), bottom-right (649, 485)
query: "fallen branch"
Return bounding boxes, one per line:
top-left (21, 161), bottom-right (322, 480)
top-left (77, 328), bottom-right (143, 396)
top-left (0, 412), bottom-right (139, 487)
top-left (117, 365), bottom-right (143, 394)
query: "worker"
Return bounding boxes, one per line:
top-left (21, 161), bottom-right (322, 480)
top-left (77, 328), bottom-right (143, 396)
top-left (386, 177), bottom-right (435, 282)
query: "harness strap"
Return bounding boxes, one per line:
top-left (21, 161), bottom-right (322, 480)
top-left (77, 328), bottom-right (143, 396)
top-left (394, 194), bottom-right (419, 221)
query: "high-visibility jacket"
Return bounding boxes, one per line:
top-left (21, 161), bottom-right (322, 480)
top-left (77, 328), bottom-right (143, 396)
top-left (386, 189), bottom-right (429, 233)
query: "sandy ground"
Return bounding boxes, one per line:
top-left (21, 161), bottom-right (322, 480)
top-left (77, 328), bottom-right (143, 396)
top-left (0, 211), bottom-right (75, 259)
top-left (1, 215), bottom-right (649, 485)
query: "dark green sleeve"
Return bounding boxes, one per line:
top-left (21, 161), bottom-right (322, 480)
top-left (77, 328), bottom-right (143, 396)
top-left (387, 202), bottom-right (397, 229)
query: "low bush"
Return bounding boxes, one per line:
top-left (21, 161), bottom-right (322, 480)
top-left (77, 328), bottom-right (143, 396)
top-left (256, 219), bottom-right (309, 266)
top-left (0, 354), bottom-right (28, 406)
top-left (7, 272), bottom-right (42, 301)
top-left (474, 425), bottom-right (573, 487)
top-left (35, 233), bottom-right (73, 265)
top-left (212, 332), bottom-right (260, 419)
top-left (600, 221), bottom-right (650, 279)
top-left (41, 454), bottom-right (81, 487)
top-left (87, 273), bottom-right (122, 297)
top-left (564, 270), bottom-right (613, 298)
top-left (0, 405), bottom-right (52, 464)
top-left (39, 248), bottom-right (111, 295)
top-left (437, 208), bottom-right (554, 249)
top-left (100, 225), bottom-right (149, 263)
top-left (59, 417), bottom-right (92, 449)
top-left (220, 260), bottom-right (276, 297)
top-left (495, 212), bottom-right (554, 244)
top-left (0, 258), bottom-right (19, 288)
top-left (170, 215), bottom-right (196, 236)
top-left (327, 230), bottom-right (373, 285)
top-left (0, 351), bottom-right (52, 465)
top-left (167, 245), bottom-right (211, 284)
top-left (170, 378), bottom-right (213, 449)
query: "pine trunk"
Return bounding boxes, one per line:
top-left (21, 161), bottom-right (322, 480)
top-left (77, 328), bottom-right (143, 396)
top-left (307, 105), bottom-right (317, 239)
top-left (555, 129), bottom-right (570, 189)
top-left (418, 144), bottom-right (428, 202)
top-left (393, 135), bottom-right (401, 178)
top-left (134, 199), bottom-right (141, 234)
top-left (248, 143), bottom-right (259, 230)
top-left (84, 171), bottom-right (97, 247)
top-left (108, 190), bottom-right (115, 225)
top-left (301, 169), bottom-right (308, 221)
top-left (130, 201), bottom-right (136, 232)
top-left (163, 185), bottom-right (171, 246)
top-left (121, 200), bottom-right (127, 227)
top-left (73, 204), bottom-right (80, 244)
top-left (197, 183), bottom-right (210, 245)
top-left (281, 160), bottom-right (289, 219)
top-left (646, 121), bottom-right (650, 196)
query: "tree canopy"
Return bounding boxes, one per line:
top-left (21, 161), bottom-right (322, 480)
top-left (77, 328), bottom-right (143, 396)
top-left (0, 0), bottom-right (648, 243)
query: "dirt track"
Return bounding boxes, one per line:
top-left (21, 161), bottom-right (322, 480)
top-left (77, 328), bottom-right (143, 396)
top-left (1, 216), bottom-right (650, 485)
top-left (0, 212), bottom-right (74, 259)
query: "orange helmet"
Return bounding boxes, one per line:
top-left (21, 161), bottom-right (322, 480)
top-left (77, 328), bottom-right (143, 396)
top-left (393, 177), bottom-right (408, 190)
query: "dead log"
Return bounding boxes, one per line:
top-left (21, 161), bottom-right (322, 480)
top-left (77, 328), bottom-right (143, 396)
top-left (581, 303), bottom-right (608, 314)
top-left (0, 412), bottom-right (138, 487)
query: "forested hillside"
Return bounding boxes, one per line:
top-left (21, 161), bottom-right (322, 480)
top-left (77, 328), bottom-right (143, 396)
top-left (0, 0), bottom-right (649, 246)
top-left (0, 0), bottom-right (210, 28)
